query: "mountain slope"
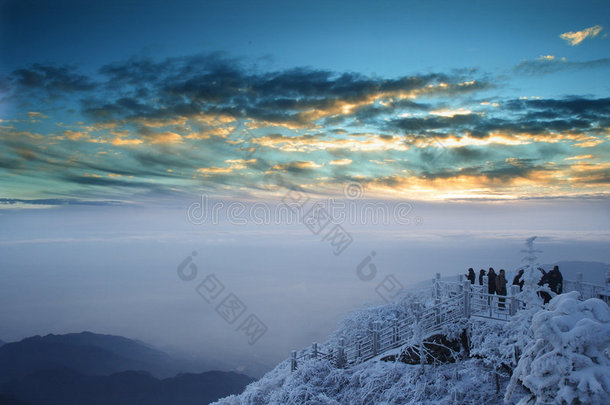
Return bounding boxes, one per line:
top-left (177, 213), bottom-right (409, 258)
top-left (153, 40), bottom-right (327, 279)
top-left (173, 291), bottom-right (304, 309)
top-left (211, 283), bottom-right (610, 404)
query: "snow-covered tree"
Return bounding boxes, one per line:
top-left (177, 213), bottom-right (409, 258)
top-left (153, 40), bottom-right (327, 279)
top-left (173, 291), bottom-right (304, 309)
top-left (520, 236), bottom-right (544, 308)
top-left (506, 292), bottom-right (610, 404)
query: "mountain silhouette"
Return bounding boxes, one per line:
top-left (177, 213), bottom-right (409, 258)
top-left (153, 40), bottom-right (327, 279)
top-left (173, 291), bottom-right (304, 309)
top-left (0, 332), bottom-right (254, 404)
top-left (0, 331), bottom-right (189, 383)
top-left (1, 368), bottom-right (254, 405)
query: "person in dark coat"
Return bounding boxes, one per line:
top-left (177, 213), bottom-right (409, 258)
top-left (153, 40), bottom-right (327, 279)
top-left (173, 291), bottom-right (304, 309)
top-left (496, 269), bottom-right (507, 308)
top-left (487, 267), bottom-right (496, 295)
top-left (538, 268), bottom-right (552, 304)
top-left (466, 268), bottom-right (476, 284)
top-left (547, 265), bottom-right (563, 294)
top-left (479, 269), bottom-right (486, 286)
top-left (512, 269), bottom-right (524, 291)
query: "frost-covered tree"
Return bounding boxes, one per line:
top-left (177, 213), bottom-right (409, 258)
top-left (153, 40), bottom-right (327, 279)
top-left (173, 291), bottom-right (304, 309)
top-left (506, 292), bottom-right (610, 404)
top-left (520, 236), bottom-right (544, 308)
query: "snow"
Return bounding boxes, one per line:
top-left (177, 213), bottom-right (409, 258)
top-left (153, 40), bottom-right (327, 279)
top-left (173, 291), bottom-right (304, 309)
top-left (212, 238), bottom-right (610, 404)
top-left (506, 292), bottom-right (610, 404)
top-left (212, 357), bottom-right (507, 404)
top-left (212, 290), bottom-right (609, 405)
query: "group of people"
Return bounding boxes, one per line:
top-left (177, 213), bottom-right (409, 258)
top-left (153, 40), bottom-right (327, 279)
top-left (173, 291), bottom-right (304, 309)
top-left (466, 267), bottom-right (510, 307)
top-left (465, 265), bottom-right (564, 307)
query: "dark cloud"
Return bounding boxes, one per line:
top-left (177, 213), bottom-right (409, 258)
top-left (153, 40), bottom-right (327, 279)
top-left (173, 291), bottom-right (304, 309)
top-left (390, 114), bottom-right (481, 132)
top-left (402, 158), bottom-right (547, 183)
top-left (63, 174), bottom-right (158, 188)
top-left (12, 64), bottom-right (96, 92)
top-left (72, 53), bottom-right (492, 126)
top-left (383, 96), bottom-right (610, 144)
top-left (505, 97), bottom-right (610, 119)
top-left (514, 57), bottom-right (610, 76)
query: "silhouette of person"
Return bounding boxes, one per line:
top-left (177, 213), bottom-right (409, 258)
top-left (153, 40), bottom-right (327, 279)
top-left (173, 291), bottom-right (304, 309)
top-left (512, 269), bottom-right (524, 291)
top-left (487, 267), bottom-right (496, 295)
top-left (496, 269), bottom-right (507, 308)
top-left (466, 268), bottom-right (476, 284)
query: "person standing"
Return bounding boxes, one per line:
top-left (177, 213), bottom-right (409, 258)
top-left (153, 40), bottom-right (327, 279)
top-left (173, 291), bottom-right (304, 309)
top-left (538, 268), bottom-right (552, 304)
top-left (487, 267), bottom-right (496, 295)
top-left (496, 269), bottom-right (508, 308)
top-left (487, 267), bottom-right (497, 308)
top-left (466, 268), bottom-right (476, 284)
top-left (512, 269), bottom-right (524, 291)
top-left (479, 269), bottom-right (486, 286)
top-left (547, 265), bottom-right (563, 294)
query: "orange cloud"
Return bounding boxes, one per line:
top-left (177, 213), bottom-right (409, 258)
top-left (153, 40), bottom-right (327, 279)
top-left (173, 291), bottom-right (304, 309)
top-left (560, 25), bottom-right (603, 46)
top-left (329, 158), bottom-right (353, 165)
top-left (110, 137), bottom-right (143, 146)
top-left (271, 161), bottom-right (323, 171)
top-left (196, 158), bottom-right (256, 176)
top-left (254, 133), bottom-right (409, 152)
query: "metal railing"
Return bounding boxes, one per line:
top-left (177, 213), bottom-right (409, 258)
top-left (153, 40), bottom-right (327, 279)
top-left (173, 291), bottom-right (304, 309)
top-left (562, 272), bottom-right (608, 300)
top-left (290, 272), bottom-right (608, 372)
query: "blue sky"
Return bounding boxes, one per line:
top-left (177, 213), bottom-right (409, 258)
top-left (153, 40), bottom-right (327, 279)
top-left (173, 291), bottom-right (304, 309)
top-left (0, 0), bottom-right (609, 375)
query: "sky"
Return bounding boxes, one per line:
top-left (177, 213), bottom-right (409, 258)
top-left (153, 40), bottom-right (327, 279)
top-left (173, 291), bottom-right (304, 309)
top-left (0, 0), bottom-right (609, 376)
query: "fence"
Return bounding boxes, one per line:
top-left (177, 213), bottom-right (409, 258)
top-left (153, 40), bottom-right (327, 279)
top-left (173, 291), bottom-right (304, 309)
top-left (563, 272), bottom-right (608, 301)
top-left (290, 272), bottom-right (609, 372)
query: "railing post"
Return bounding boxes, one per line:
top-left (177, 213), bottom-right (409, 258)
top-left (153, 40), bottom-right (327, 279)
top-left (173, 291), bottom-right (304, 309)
top-left (575, 272), bottom-right (583, 297)
top-left (356, 335), bottom-right (362, 359)
top-left (337, 338), bottom-right (345, 368)
top-left (434, 273), bottom-right (441, 325)
top-left (393, 318), bottom-right (399, 344)
top-left (482, 275), bottom-right (490, 315)
top-left (291, 350), bottom-right (297, 372)
top-left (509, 285), bottom-right (520, 316)
top-left (312, 342), bottom-right (318, 359)
top-left (372, 322), bottom-right (380, 356)
top-left (462, 280), bottom-right (471, 318)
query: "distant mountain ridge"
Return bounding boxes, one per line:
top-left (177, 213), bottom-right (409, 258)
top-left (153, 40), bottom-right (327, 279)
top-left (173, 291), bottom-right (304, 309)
top-left (0, 331), bottom-right (254, 405)
top-left (1, 368), bottom-right (254, 405)
top-left (0, 331), bottom-right (187, 383)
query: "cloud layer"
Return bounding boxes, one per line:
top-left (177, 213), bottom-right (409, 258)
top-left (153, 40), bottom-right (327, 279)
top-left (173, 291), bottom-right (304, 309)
top-left (1, 53), bottom-right (609, 203)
